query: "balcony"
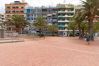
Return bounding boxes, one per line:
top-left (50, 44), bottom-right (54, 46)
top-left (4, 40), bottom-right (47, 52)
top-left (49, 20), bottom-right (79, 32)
top-left (58, 20), bottom-right (70, 22)
top-left (58, 29), bottom-right (68, 31)
top-left (58, 15), bottom-right (73, 18)
top-left (65, 10), bottom-right (74, 13)
top-left (52, 19), bottom-right (57, 22)
top-left (64, 15), bottom-right (73, 17)
top-left (58, 11), bottom-right (65, 13)
top-left (58, 25), bottom-right (65, 27)
top-left (58, 15), bottom-right (65, 18)
top-left (65, 24), bottom-right (68, 27)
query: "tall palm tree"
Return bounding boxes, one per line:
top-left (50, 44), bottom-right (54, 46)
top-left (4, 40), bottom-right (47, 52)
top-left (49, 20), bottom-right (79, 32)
top-left (68, 21), bottom-right (77, 37)
top-left (74, 10), bottom-right (86, 39)
top-left (82, 0), bottom-right (99, 40)
top-left (80, 22), bottom-right (88, 37)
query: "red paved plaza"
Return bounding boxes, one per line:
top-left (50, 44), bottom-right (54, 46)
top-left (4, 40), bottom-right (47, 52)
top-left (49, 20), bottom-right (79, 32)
top-left (0, 37), bottom-right (99, 66)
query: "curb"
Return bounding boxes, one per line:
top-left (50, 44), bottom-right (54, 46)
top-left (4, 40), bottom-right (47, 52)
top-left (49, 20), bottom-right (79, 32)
top-left (0, 40), bottom-right (24, 43)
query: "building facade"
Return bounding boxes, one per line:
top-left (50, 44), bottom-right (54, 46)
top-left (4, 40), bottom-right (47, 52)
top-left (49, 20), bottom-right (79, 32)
top-left (24, 6), bottom-right (34, 23)
top-left (0, 13), bottom-right (5, 23)
top-left (24, 4), bottom-right (75, 36)
top-left (57, 4), bottom-right (75, 36)
top-left (0, 13), bottom-right (6, 28)
top-left (45, 7), bottom-right (58, 25)
top-left (5, 1), bottom-right (27, 19)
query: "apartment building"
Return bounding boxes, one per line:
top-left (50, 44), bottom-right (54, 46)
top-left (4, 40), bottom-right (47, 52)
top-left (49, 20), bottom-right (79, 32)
top-left (0, 13), bottom-right (5, 38)
top-left (5, 1), bottom-right (27, 19)
top-left (24, 6), bottom-right (34, 23)
top-left (0, 13), bottom-right (5, 22)
top-left (45, 7), bottom-right (58, 25)
top-left (24, 4), bottom-right (75, 36)
top-left (24, 6), bottom-right (58, 25)
top-left (57, 4), bottom-right (75, 36)
top-left (0, 13), bottom-right (6, 28)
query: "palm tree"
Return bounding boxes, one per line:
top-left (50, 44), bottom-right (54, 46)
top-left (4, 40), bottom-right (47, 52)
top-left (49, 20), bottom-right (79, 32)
top-left (94, 22), bottom-right (99, 32)
top-left (68, 21), bottom-right (77, 37)
top-left (82, 0), bottom-right (99, 40)
top-left (74, 10), bottom-right (86, 39)
top-left (80, 22), bottom-right (88, 37)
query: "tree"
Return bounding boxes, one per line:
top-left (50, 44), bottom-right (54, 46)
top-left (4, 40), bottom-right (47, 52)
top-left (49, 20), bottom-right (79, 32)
top-left (47, 24), bottom-right (58, 36)
top-left (11, 15), bottom-right (28, 33)
top-left (94, 22), bottom-right (99, 32)
top-left (0, 20), bottom-right (4, 38)
top-left (68, 21), bottom-right (77, 37)
top-left (80, 22), bottom-right (88, 37)
top-left (82, 0), bottom-right (99, 40)
top-left (74, 10), bottom-right (86, 39)
top-left (4, 19), bottom-right (13, 31)
top-left (33, 16), bottom-right (47, 36)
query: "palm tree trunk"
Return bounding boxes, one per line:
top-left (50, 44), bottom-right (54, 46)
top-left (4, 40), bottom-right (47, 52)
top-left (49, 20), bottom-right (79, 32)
top-left (78, 23), bottom-right (83, 39)
top-left (82, 29), bottom-right (85, 38)
top-left (88, 19), bottom-right (94, 41)
top-left (73, 29), bottom-right (75, 37)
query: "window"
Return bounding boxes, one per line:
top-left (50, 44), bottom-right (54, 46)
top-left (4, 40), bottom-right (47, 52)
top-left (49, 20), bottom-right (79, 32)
top-left (31, 18), bottom-right (33, 20)
top-left (7, 15), bottom-right (10, 17)
top-left (12, 7), bottom-right (16, 9)
top-left (27, 9), bottom-right (30, 13)
top-left (42, 9), bottom-right (47, 12)
top-left (1, 15), bottom-right (4, 17)
top-left (58, 23), bottom-right (65, 25)
top-left (12, 11), bottom-right (15, 13)
top-left (27, 18), bottom-right (30, 20)
top-left (16, 11), bottom-right (19, 13)
top-left (6, 11), bottom-right (10, 13)
top-left (7, 7), bottom-right (10, 9)
top-left (21, 7), bottom-right (24, 9)
top-left (59, 27), bottom-right (65, 30)
top-left (20, 11), bottom-right (24, 13)
top-left (16, 6), bottom-right (19, 8)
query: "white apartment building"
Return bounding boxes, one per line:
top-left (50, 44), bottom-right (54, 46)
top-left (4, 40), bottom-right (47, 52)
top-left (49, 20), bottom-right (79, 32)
top-left (57, 4), bottom-right (75, 36)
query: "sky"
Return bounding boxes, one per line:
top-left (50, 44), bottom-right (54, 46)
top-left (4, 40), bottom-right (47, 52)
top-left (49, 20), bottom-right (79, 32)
top-left (0, 0), bottom-right (83, 13)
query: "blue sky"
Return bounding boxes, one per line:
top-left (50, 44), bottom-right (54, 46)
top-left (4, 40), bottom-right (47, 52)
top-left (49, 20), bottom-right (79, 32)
top-left (0, 0), bottom-right (83, 13)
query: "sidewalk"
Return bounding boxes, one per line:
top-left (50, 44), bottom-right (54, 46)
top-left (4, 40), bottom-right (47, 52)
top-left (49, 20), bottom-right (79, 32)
top-left (0, 38), bottom-right (24, 43)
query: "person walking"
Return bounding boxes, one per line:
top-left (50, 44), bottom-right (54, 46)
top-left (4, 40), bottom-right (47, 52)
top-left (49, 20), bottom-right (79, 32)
top-left (86, 33), bottom-right (90, 45)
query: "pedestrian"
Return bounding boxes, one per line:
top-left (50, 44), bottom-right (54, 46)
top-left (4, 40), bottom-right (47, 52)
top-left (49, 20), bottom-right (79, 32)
top-left (86, 33), bottom-right (90, 45)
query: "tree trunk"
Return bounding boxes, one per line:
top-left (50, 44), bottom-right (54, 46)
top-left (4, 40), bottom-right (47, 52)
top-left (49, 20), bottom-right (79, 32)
top-left (82, 29), bottom-right (85, 38)
top-left (73, 29), bottom-right (75, 37)
top-left (78, 23), bottom-right (83, 39)
top-left (39, 29), bottom-right (42, 37)
top-left (88, 19), bottom-right (94, 41)
top-left (0, 29), bottom-right (4, 38)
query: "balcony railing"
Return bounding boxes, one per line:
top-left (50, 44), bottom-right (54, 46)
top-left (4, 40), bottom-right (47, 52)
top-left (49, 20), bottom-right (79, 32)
top-left (58, 11), bottom-right (74, 13)
top-left (58, 11), bottom-right (65, 13)
top-left (58, 20), bottom-right (69, 22)
top-left (65, 11), bottom-right (74, 13)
